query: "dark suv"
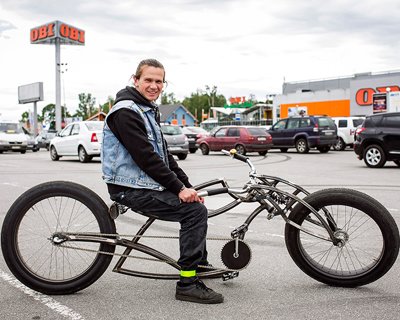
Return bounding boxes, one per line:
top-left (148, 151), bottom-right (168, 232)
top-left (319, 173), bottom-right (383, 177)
top-left (268, 115), bottom-right (337, 153)
top-left (353, 112), bottom-right (400, 168)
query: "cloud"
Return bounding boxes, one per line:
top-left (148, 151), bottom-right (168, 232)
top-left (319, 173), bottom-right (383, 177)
top-left (0, 19), bottom-right (16, 38)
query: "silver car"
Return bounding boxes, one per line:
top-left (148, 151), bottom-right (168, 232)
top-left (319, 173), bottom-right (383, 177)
top-left (161, 124), bottom-right (189, 160)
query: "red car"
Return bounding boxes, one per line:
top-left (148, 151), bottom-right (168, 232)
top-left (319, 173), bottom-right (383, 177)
top-left (196, 126), bottom-right (272, 155)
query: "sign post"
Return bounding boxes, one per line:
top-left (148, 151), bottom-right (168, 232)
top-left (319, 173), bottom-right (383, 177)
top-left (30, 21), bottom-right (85, 131)
top-left (18, 82), bottom-right (44, 135)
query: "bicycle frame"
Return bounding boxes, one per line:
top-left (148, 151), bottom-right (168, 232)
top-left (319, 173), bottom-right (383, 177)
top-left (54, 150), bottom-right (341, 281)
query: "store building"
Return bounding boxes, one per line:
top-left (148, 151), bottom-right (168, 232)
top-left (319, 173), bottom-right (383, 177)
top-left (273, 70), bottom-right (400, 121)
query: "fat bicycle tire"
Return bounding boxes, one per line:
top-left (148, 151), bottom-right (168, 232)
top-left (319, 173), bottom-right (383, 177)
top-left (284, 188), bottom-right (399, 287)
top-left (1, 181), bottom-right (116, 295)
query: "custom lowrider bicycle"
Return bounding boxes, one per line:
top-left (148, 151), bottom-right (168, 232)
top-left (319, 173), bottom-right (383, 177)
top-left (1, 149), bottom-right (399, 295)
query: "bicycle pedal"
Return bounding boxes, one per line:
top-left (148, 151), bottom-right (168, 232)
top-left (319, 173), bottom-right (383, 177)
top-left (222, 271), bottom-right (239, 281)
top-left (109, 202), bottom-right (128, 220)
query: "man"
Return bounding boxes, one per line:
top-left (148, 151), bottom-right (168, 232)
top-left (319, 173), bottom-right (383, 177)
top-left (101, 59), bottom-right (223, 304)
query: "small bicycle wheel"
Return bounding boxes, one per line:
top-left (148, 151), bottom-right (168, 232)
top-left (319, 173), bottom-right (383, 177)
top-left (285, 188), bottom-right (399, 287)
top-left (1, 181), bottom-right (116, 295)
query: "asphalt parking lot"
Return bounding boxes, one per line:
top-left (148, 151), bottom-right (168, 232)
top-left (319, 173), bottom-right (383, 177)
top-left (0, 149), bottom-right (399, 320)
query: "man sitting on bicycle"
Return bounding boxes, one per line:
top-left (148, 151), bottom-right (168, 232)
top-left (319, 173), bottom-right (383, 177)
top-left (101, 58), bottom-right (223, 304)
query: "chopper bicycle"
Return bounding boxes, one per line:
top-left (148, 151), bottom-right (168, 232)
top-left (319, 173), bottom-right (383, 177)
top-left (1, 149), bottom-right (399, 295)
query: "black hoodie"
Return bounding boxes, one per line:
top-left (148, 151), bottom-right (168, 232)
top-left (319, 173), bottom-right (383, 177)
top-left (106, 87), bottom-right (191, 196)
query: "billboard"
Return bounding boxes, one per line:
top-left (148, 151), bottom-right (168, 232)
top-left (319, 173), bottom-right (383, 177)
top-left (30, 21), bottom-right (85, 45)
top-left (372, 93), bottom-right (387, 114)
top-left (18, 82), bottom-right (44, 104)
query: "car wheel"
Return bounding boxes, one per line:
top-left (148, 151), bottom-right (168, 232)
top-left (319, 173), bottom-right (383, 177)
top-left (200, 144), bottom-right (209, 155)
top-left (333, 138), bottom-right (346, 151)
top-left (177, 153), bottom-right (187, 160)
top-left (280, 148), bottom-right (288, 153)
top-left (295, 138), bottom-right (309, 154)
top-left (235, 144), bottom-right (246, 155)
top-left (189, 148), bottom-right (197, 154)
top-left (317, 146), bottom-right (330, 153)
top-left (20, 150), bottom-right (26, 154)
top-left (394, 160), bottom-right (400, 167)
top-left (50, 146), bottom-right (60, 161)
top-left (363, 144), bottom-right (386, 168)
top-left (78, 146), bottom-right (91, 163)
top-left (258, 151), bottom-right (268, 156)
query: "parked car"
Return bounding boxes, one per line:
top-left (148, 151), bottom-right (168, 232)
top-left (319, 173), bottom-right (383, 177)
top-left (331, 116), bottom-right (365, 151)
top-left (196, 125), bottom-right (272, 155)
top-left (22, 127), bottom-right (39, 152)
top-left (268, 115), bottom-right (337, 153)
top-left (353, 112), bottom-right (400, 168)
top-left (0, 121), bottom-right (28, 154)
top-left (161, 124), bottom-right (189, 160)
top-left (35, 130), bottom-right (57, 150)
top-left (49, 121), bottom-right (104, 163)
top-left (181, 126), bottom-right (209, 153)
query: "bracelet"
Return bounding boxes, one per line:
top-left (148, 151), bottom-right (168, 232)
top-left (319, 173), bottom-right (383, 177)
top-left (180, 186), bottom-right (186, 192)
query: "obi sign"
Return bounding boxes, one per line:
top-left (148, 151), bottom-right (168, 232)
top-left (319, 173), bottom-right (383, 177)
top-left (30, 21), bottom-right (85, 45)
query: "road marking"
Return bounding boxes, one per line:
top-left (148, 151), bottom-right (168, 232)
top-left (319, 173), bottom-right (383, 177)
top-left (0, 269), bottom-right (84, 320)
top-left (0, 182), bottom-right (23, 188)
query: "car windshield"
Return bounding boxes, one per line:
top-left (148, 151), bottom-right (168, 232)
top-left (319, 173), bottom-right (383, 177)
top-left (0, 123), bottom-right (23, 133)
top-left (162, 125), bottom-right (182, 135)
top-left (317, 117), bottom-right (335, 127)
top-left (85, 122), bottom-right (104, 131)
top-left (247, 127), bottom-right (266, 135)
top-left (353, 119), bottom-right (364, 127)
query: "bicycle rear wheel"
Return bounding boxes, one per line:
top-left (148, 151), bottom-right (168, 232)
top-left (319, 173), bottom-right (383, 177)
top-left (1, 181), bottom-right (116, 295)
top-left (285, 188), bottom-right (399, 287)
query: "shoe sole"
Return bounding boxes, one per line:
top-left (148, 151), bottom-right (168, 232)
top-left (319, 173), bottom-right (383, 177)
top-left (175, 294), bottom-right (224, 304)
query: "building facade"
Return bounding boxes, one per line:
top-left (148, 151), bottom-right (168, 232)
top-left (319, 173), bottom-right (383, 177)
top-left (273, 70), bottom-right (400, 121)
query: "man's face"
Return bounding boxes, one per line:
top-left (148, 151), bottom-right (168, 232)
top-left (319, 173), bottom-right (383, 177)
top-left (134, 66), bottom-right (165, 102)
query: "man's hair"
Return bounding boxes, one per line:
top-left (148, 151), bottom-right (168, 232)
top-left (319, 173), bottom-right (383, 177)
top-left (134, 59), bottom-right (165, 81)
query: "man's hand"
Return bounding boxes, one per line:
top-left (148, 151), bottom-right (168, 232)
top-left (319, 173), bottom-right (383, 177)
top-left (178, 187), bottom-right (202, 203)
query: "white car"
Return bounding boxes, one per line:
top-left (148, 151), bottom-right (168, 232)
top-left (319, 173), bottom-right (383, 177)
top-left (49, 121), bottom-right (104, 162)
top-left (0, 121), bottom-right (28, 154)
top-left (331, 116), bottom-right (365, 151)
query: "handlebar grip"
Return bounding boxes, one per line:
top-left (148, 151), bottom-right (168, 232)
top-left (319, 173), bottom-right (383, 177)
top-left (198, 187), bottom-right (229, 197)
top-left (233, 153), bottom-right (249, 163)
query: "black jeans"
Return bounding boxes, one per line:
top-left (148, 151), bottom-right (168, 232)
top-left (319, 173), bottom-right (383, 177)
top-left (112, 188), bottom-right (208, 271)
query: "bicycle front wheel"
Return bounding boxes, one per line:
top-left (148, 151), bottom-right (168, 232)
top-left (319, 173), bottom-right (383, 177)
top-left (285, 188), bottom-right (399, 287)
top-left (1, 181), bottom-right (116, 295)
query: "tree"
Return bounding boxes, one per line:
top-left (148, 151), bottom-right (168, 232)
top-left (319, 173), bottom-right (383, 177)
top-left (20, 103), bottom-right (70, 129)
top-left (182, 86), bottom-right (226, 123)
top-left (161, 92), bottom-right (180, 105)
top-left (73, 93), bottom-right (97, 120)
top-left (100, 96), bottom-right (115, 114)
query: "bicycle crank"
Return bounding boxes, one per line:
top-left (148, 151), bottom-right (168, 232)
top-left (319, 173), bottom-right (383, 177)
top-left (220, 239), bottom-right (251, 270)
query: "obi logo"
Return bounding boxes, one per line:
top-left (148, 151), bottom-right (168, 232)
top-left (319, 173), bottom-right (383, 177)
top-left (356, 86), bottom-right (400, 106)
top-left (30, 21), bottom-right (85, 45)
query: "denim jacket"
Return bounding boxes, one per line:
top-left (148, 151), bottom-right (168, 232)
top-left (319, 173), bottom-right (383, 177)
top-left (101, 100), bottom-right (167, 190)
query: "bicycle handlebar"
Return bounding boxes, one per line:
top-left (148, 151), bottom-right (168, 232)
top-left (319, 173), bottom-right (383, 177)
top-left (221, 149), bottom-right (248, 163)
top-left (221, 149), bottom-right (257, 176)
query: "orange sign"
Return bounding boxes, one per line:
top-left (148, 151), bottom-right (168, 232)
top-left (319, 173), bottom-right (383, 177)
top-left (355, 86), bottom-right (400, 106)
top-left (30, 21), bottom-right (85, 45)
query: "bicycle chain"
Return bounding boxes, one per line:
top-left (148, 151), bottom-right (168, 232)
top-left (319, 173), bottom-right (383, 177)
top-left (58, 232), bottom-right (245, 273)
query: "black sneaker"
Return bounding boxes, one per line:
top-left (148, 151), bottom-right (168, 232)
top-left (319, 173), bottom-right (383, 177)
top-left (176, 279), bottom-right (224, 304)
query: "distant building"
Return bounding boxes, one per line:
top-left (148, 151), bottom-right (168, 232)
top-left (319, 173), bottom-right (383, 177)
top-left (159, 104), bottom-right (197, 126)
top-left (273, 70), bottom-right (400, 122)
top-left (86, 111), bottom-right (107, 121)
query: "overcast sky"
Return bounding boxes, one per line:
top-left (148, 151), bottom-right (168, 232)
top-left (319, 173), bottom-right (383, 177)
top-left (1, 0), bottom-right (400, 121)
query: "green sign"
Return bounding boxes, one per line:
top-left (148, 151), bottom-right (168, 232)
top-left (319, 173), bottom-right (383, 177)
top-left (223, 102), bottom-right (252, 108)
